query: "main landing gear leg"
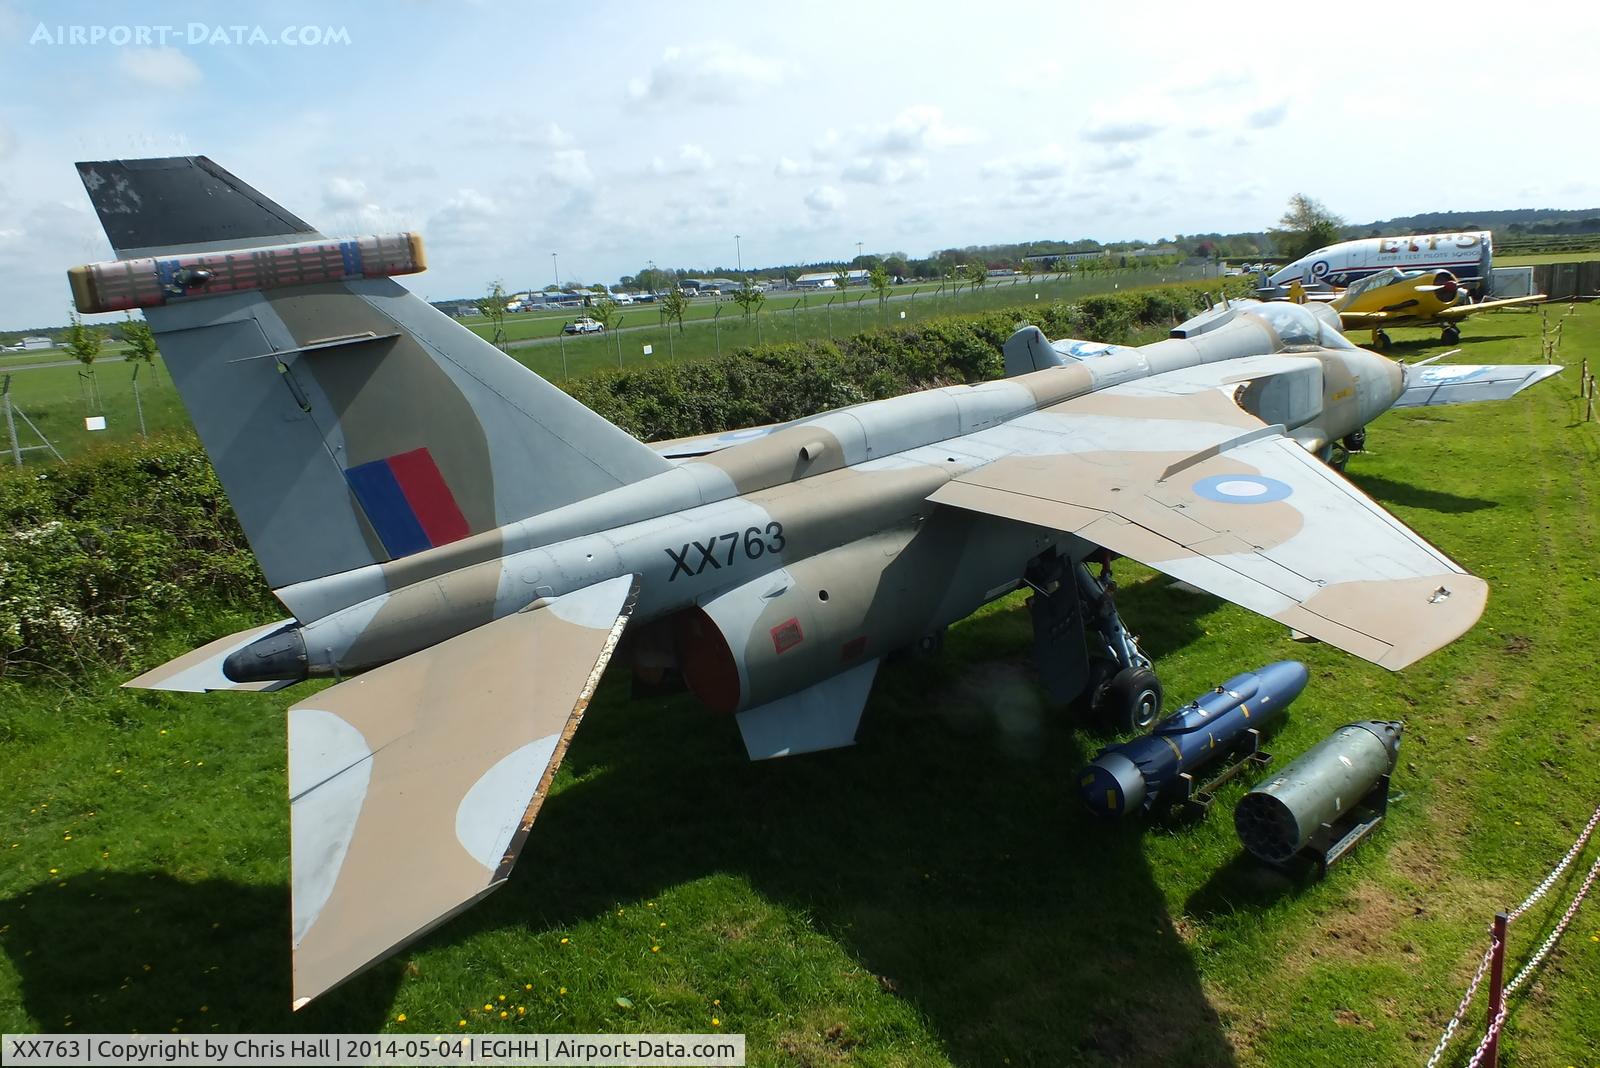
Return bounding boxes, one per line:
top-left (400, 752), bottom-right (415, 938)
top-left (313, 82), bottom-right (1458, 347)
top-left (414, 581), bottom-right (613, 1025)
top-left (1075, 553), bottom-right (1163, 732)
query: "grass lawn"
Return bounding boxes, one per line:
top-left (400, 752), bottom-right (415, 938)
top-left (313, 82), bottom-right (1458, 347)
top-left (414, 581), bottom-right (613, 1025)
top-left (1495, 251), bottom-right (1600, 266)
top-left (1, 306), bottom-right (1597, 1065)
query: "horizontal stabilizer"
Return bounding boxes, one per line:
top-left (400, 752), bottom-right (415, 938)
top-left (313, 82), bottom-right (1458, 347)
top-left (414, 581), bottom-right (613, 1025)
top-left (1394, 364), bottom-right (1564, 408)
top-left (123, 620), bottom-right (298, 693)
top-left (737, 659), bottom-right (878, 759)
top-left (288, 574), bottom-right (637, 1008)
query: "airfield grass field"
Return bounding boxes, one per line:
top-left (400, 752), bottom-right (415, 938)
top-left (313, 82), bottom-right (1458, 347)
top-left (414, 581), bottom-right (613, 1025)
top-left (1496, 251), bottom-right (1600, 266)
top-left (2, 305), bottom-right (1599, 1066)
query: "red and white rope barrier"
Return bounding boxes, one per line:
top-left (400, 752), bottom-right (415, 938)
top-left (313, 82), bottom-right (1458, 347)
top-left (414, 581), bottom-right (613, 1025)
top-left (1428, 803), bottom-right (1600, 1068)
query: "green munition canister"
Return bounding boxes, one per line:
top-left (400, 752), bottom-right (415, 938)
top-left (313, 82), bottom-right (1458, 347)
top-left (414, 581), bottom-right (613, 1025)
top-left (1234, 721), bottom-right (1402, 864)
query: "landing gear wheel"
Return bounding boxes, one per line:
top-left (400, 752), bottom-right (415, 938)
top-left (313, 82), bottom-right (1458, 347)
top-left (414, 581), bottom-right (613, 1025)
top-left (1071, 657), bottom-right (1118, 718)
top-left (1100, 666), bottom-right (1164, 733)
top-left (1373, 330), bottom-right (1392, 352)
top-left (912, 626), bottom-right (946, 658)
top-left (1342, 428), bottom-right (1367, 453)
top-left (1441, 325), bottom-right (1461, 344)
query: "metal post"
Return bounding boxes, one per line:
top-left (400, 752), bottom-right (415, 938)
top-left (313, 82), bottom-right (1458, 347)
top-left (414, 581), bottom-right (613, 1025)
top-left (1484, 911), bottom-right (1509, 1068)
top-left (558, 332), bottom-right (567, 380)
top-left (132, 363), bottom-right (147, 437)
top-left (713, 305), bottom-right (721, 358)
top-left (3, 376), bottom-right (20, 467)
top-left (615, 315), bottom-right (625, 369)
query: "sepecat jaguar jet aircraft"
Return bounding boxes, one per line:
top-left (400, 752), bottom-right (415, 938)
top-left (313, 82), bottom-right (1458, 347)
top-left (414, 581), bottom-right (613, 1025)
top-left (70, 157), bottom-right (1561, 1008)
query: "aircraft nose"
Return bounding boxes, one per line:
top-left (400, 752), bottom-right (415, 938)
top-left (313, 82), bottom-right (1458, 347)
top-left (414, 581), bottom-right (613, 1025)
top-left (1365, 349), bottom-right (1405, 415)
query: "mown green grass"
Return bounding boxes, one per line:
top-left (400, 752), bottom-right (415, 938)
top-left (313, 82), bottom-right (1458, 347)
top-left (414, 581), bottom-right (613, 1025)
top-left (1496, 251), bottom-right (1600, 266)
top-left (2, 307), bottom-right (1597, 1065)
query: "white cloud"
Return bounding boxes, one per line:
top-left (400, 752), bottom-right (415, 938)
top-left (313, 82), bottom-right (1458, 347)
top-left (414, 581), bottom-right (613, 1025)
top-left (509, 121), bottom-right (575, 149)
top-left (1088, 146), bottom-right (1142, 172)
top-left (118, 47), bottom-right (202, 90)
top-left (1245, 101), bottom-right (1289, 129)
top-left (981, 143), bottom-right (1070, 181)
top-left (0, 120), bottom-right (13, 161)
top-left (774, 156), bottom-right (816, 178)
top-left (869, 106), bottom-right (975, 155)
top-left (626, 42), bottom-right (784, 106)
top-left (811, 129), bottom-right (843, 161)
top-left (841, 156), bottom-right (927, 186)
top-left (1082, 118), bottom-right (1162, 144)
top-left (652, 143), bottom-right (715, 176)
top-left (542, 148), bottom-right (594, 189)
top-left (323, 177), bottom-right (371, 211)
top-left (805, 185), bottom-right (843, 213)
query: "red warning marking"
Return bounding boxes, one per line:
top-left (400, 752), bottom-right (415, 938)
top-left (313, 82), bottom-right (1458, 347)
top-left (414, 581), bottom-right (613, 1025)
top-left (388, 447), bottom-right (470, 547)
top-left (770, 617), bottom-right (804, 654)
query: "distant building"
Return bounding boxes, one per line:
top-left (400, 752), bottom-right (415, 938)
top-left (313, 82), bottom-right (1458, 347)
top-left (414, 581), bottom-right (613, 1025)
top-left (795, 269), bottom-right (868, 288)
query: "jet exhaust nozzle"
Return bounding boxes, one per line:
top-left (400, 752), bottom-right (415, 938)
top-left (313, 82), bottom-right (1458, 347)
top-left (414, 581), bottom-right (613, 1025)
top-left (222, 626), bottom-right (310, 683)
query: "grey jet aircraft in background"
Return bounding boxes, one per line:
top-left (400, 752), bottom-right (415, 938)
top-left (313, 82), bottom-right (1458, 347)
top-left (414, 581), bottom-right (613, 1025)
top-left (69, 157), bottom-right (1561, 1008)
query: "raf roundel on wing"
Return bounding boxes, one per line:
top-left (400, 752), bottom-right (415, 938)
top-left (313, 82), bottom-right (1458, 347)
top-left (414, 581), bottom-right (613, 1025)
top-left (1191, 474), bottom-right (1295, 504)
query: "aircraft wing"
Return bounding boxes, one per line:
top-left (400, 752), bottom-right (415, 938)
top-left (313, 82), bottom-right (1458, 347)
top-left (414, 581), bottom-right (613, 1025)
top-left (1435, 294), bottom-right (1547, 320)
top-left (1337, 310), bottom-right (1392, 328)
top-left (930, 364), bottom-right (1486, 670)
top-left (287, 574), bottom-right (637, 1008)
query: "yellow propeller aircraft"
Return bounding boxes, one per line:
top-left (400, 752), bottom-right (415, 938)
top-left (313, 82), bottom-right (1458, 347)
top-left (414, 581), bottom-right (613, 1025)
top-left (1288, 269), bottom-right (1545, 350)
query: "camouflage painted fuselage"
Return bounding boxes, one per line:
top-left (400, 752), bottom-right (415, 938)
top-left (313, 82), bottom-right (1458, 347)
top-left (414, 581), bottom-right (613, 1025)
top-left (271, 303), bottom-right (1400, 712)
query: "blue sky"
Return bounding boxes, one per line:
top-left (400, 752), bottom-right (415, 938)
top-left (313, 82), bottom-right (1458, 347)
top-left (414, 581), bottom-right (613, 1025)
top-left (1, 0), bottom-right (1597, 329)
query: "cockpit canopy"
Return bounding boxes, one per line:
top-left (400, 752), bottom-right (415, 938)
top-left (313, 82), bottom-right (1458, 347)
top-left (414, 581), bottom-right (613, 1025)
top-left (1171, 298), bottom-right (1353, 351)
top-left (1342, 267), bottom-right (1428, 301)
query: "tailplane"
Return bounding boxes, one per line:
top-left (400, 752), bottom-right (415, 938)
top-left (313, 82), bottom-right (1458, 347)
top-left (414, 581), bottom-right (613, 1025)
top-left (72, 157), bottom-right (670, 592)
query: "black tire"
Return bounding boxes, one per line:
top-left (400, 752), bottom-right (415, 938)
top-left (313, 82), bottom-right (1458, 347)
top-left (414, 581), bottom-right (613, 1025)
top-left (912, 626), bottom-right (945, 658)
top-left (1101, 666), bottom-right (1164, 733)
top-left (1441, 325), bottom-right (1461, 344)
top-left (1070, 656), bottom-right (1117, 718)
top-left (1373, 330), bottom-right (1392, 352)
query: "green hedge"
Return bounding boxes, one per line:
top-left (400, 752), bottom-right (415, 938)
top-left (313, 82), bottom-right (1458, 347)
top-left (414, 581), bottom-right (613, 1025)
top-left (0, 279), bottom-right (1245, 679)
top-left (566, 279), bottom-right (1243, 440)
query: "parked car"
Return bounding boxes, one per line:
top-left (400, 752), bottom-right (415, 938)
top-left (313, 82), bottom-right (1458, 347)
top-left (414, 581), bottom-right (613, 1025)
top-left (563, 316), bottom-right (605, 335)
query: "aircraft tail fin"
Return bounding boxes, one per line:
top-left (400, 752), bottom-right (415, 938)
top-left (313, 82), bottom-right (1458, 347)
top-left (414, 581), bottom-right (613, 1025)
top-left (72, 157), bottom-right (672, 595)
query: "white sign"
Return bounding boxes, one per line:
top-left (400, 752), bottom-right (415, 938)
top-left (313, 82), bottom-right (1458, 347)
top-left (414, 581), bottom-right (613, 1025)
top-left (899, 311), bottom-right (905, 319)
top-left (643, 344), bottom-right (653, 356)
top-left (85, 416), bottom-right (107, 431)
